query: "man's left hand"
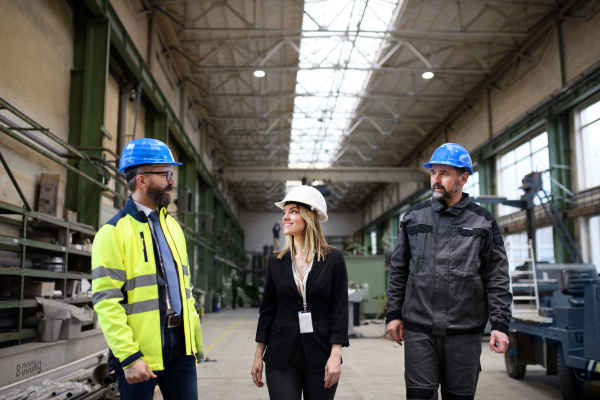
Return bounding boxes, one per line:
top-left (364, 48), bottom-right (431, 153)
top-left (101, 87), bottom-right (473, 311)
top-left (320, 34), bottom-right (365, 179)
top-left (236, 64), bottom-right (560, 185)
top-left (489, 330), bottom-right (509, 353)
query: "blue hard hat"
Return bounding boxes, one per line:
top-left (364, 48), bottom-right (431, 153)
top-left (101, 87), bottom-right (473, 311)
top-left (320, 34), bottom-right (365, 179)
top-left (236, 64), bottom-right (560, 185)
top-left (118, 138), bottom-right (182, 173)
top-left (422, 143), bottom-right (473, 175)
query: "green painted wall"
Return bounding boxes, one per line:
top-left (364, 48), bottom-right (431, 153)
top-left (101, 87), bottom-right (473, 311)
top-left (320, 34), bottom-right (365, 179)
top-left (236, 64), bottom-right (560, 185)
top-left (345, 256), bottom-right (386, 318)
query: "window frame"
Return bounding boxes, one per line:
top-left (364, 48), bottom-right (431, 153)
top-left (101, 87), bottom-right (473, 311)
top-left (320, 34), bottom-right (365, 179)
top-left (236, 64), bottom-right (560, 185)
top-left (572, 93), bottom-right (600, 193)
top-left (494, 128), bottom-right (550, 216)
top-left (463, 170), bottom-right (480, 199)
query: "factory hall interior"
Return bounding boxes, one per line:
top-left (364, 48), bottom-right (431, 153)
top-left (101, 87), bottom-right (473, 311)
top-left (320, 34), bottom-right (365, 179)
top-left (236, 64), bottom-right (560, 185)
top-left (4, 0), bottom-right (600, 399)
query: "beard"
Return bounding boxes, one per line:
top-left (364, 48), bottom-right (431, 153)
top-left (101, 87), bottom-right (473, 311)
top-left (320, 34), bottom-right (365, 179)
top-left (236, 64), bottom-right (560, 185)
top-left (147, 181), bottom-right (172, 208)
top-left (432, 180), bottom-right (460, 202)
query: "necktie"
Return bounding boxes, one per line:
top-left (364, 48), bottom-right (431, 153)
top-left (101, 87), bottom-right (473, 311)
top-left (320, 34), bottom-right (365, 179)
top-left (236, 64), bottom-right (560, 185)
top-left (148, 211), bottom-right (182, 315)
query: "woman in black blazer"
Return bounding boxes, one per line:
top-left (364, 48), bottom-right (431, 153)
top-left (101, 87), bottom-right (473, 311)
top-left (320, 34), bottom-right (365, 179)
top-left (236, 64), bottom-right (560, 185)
top-left (251, 185), bottom-right (349, 400)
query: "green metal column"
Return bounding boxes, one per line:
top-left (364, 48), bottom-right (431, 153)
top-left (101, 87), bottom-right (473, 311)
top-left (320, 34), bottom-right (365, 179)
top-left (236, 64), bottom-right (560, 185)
top-left (145, 113), bottom-right (168, 143)
top-left (477, 157), bottom-right (495, 214)
top-left (376, 224), bottom-right (385, 255)
top-left (389, 215), bottom-right (399, 249)
top-left (363, 231), bottom-right (372, 255)
top-left (179, 159), bottom-right (196, 278)
top-left (66, 18), bottom-right (110, 230)
top-left (200, 184), bottom-right (214, 313)
top-left (547, 115), bottom-right (574, 263)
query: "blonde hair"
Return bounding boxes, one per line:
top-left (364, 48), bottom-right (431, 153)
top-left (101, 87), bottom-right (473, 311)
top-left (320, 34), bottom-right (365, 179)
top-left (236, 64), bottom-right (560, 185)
top-left (276, 205), bottom-right (330, 263)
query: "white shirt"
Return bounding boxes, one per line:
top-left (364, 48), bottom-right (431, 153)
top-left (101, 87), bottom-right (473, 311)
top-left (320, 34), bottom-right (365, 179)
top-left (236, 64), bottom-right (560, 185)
top-left (134, 201), bottom-right (158, 236)
top-left (292, 257), bottom-right (314, 295)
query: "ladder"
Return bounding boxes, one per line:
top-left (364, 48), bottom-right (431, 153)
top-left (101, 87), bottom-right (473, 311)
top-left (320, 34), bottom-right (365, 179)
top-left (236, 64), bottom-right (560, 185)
top-left (536, 188), bottom-right (583, 264)
top-left (507, 239), bottom-right (540, 313)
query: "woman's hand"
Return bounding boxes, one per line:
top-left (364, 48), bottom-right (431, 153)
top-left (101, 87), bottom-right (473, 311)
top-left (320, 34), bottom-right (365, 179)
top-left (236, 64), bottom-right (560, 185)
top-left (251, 343), bottom-right (266, 388)
top-left (251, 357), bottom-right (264, 388)
top-left (324, 345), bottom-right (342, 389)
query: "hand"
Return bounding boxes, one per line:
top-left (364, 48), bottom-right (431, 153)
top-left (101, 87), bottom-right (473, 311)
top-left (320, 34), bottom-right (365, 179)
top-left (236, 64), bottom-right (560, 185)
top-left (387, 319), bottom-right (404, 346)
top-left (123, 359), bottom-right (156, 384)
top-left (324, 354), bottom-right (341, 389)
top-left (251, 357), bottom-right (264, 388)
top-left (489, 330), bottom-right (509, 354)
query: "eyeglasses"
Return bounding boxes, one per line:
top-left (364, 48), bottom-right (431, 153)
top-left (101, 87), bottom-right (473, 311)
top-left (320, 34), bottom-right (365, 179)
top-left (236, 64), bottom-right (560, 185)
top-left (142, 171), bottom-right (173, 182)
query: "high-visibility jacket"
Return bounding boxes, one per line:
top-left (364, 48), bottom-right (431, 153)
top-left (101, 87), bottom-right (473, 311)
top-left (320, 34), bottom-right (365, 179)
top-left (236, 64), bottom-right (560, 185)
top-left (92, 197), bottom-right (204, 371)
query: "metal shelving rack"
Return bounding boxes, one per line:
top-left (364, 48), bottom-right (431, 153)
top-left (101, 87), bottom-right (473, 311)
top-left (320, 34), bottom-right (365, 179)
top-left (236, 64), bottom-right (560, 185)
top-left (0, 200), bottom-right (97, 344)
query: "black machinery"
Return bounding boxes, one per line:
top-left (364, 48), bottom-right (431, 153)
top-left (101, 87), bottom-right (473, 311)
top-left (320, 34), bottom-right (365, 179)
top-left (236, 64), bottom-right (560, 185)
top-left (473, 172), bottom-right (599, 400)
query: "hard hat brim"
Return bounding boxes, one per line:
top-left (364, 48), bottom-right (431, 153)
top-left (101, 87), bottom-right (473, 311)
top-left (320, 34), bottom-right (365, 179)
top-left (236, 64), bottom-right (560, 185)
top-left (422, 161), bottom-right (472, 175)
top-left (274, 200), bottom-right (328, 223)
top-left (118, 161), bottom-right (183, 174)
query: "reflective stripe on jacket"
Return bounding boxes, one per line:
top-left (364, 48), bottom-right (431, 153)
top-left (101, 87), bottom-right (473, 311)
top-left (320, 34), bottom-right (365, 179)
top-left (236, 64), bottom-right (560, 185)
top-left (92, 198), bottom-right (204, 370)
top-left (386, 193), bottom-right (512, 336)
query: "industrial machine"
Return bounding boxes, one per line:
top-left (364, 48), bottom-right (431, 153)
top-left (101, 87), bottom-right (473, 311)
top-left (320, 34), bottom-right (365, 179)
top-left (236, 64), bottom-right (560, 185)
top-left (474, 172), bottom-right (600, 399)
top-left (505, 265), bottom-right (600, 400)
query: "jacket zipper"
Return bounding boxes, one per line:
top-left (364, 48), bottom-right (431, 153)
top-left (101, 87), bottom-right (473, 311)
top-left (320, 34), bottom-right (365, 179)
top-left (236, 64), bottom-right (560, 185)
top-left (140, 232), bottom-right (148, 262)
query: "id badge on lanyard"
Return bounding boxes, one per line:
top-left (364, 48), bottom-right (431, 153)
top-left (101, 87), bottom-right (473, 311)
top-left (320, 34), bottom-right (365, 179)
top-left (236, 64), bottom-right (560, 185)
top-left (293, 261), bottom-right (313, 333)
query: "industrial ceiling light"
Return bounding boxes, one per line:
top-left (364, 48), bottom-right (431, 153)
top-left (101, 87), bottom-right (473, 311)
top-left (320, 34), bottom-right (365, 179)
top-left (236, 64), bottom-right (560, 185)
top-left (254, 70), bottom-right (265, 78)
top-left (422, 71), bottom-right (434, 80)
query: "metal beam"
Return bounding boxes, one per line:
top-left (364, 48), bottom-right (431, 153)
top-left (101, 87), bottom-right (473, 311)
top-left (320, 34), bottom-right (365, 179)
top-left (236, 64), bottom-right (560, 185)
top-left (213, 113), bottom-right (443, 122)
top-left (156, 11), bottom-right (529, 37)
top-left (194, 65), bottom-right (490, 74)
top-left (221, 167), bottom-right (428, 183)
top-left (180, 36), bottom-right (516, 50)
top-left (221, 131), bottom-right (423, 138)
top-left (204, 92), bottom-right (463, 101)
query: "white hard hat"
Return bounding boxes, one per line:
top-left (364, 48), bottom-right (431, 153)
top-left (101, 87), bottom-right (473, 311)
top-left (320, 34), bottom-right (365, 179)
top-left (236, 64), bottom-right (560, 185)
top-left (274, 185), bottom-right (328, 223)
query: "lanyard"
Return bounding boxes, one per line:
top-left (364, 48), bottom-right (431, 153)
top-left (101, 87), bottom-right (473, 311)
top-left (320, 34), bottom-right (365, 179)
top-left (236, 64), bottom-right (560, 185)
top-left (292, 259), bottom-right (310, 312)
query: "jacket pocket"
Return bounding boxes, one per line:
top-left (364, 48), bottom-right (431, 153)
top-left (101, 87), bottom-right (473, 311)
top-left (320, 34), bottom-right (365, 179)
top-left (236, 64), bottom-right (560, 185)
top-left (318, 325), bottom-right (330, 336)
top-left (456, 228), bottom-right (489, 271)
top-left (406, 224), bottom-right (433, 269)
top-left (458, 227), bottom-right (489, 240)
top-left (272, 321), bottom-right (284, 333)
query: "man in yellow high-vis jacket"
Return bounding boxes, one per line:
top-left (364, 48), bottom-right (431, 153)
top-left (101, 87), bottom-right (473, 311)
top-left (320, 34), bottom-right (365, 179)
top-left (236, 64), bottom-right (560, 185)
top-left (92, 138), bottom-right (203, 400)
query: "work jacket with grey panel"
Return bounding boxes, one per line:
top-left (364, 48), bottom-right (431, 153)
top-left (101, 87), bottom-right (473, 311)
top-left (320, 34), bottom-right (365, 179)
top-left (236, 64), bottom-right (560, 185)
top-left (386, 193), bottom-right (512, 336)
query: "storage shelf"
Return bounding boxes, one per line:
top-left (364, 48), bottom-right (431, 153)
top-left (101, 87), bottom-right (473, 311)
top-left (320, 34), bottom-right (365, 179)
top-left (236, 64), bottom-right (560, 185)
top-left (0, 235), bottom-right (91, 257)
top-left (0, 299), bottom-right (37, 309)
top-left (0, 201), bottom-right (96, 236)
top-left (0, 329), bottom-right (37, 343)
top-left (63, 297), bottom-right (93, 304)
top-left (0, 267), bottom-right (91, 280)
top-left (0, 297), bottom-right (91, 309)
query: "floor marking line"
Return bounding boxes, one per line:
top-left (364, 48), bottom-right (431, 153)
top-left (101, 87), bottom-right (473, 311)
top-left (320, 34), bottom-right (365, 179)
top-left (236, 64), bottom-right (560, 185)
top-left (205, 310), bottom-right (251, 355)
top-left (203, 314), bottom-right (221, 324)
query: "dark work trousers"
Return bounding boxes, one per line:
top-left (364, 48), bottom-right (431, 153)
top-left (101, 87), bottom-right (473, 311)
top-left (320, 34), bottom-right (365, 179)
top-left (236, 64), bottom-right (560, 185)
top-left (110, 323), bottom-right (198, 400)
top-left (404, 329), bottom-right (483, 400)
top-left (265, 331), bottom-right (338, 400)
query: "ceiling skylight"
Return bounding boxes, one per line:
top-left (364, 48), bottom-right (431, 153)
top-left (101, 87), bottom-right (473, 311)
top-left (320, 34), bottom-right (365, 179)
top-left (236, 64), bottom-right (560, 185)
top-left (288, 0), bottom-right (400, 169)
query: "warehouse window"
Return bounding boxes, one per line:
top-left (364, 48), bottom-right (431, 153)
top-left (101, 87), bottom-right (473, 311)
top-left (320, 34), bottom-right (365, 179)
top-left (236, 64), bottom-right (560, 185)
top-left (536, 226), bottom-right (555, 264)
top-left (505, 232), bottom-right (528, 271)
top-left (504, 226), bottom-right (554, 270)
top-left (577, 100), bottom-right (600, 190)
top-left (463, 171), bottom-right (479, 199)
top-left (370, 230), bottom-right (377, 255)
top-left (497, 132), bottom-right (551, 216)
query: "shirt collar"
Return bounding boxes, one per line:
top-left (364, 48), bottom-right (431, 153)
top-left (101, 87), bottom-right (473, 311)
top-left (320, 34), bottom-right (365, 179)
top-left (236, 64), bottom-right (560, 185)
top-left (133, 200), bottom-right (158, 217)
top-left (432, 193), bottom-right (470, 215)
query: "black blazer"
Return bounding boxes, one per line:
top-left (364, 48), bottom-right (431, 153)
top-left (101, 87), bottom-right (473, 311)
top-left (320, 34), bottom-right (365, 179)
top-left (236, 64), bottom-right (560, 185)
top-left (255, 247), bottom-right (349, 371)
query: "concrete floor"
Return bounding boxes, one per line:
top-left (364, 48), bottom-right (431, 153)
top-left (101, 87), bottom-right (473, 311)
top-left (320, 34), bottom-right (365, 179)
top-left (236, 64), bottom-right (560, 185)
top-left (159, 307), bottom-right (600, 399)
